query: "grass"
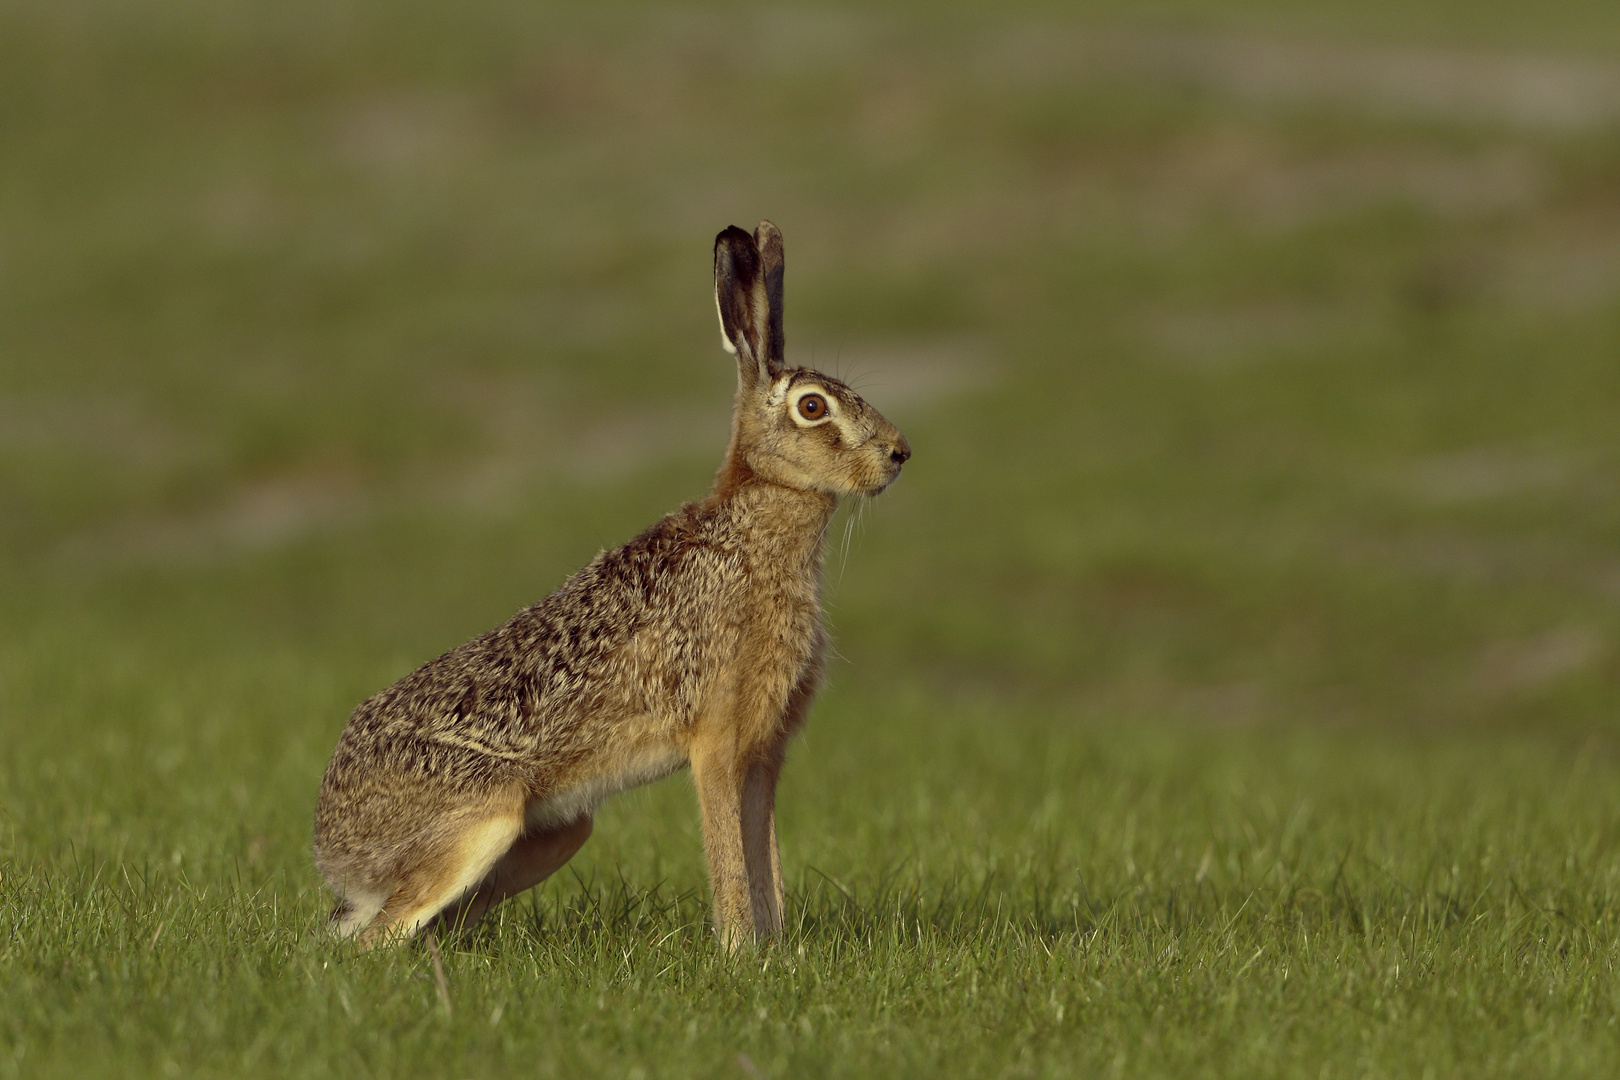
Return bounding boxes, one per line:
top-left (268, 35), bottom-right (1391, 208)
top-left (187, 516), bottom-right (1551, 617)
top-left (6, 704), bottom-right (1620, 1077)
top-left (4, 1), bottom-right (1620, 1076)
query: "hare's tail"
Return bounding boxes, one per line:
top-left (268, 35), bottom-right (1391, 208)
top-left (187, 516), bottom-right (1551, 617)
top-left (327, 892), bottom-right (388, 938)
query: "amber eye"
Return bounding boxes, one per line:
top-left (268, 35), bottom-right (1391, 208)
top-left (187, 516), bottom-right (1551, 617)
top-left (797, 393), bottom-right (828, 421)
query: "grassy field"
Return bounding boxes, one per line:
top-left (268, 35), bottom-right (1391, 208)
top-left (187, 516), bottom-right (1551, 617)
top-left (4, 1), bottom-right (1620, 1076)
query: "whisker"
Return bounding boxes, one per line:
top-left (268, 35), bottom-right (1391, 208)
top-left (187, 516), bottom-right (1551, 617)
top-left (844, 360), bottom-right (874, 394)
top-left (838, 502), bottom-right (858, 582)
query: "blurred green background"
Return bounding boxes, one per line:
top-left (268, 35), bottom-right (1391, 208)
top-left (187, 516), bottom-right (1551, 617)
top-left (3, 1), bottom-right (1620, 1076)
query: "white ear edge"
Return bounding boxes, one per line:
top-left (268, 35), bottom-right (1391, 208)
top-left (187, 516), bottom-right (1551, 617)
top-left (715, 292), bottom-right (739, 354)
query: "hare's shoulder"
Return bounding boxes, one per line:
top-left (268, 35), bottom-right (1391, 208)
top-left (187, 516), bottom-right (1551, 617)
top-left (596, 500), bottom-right (746, 578)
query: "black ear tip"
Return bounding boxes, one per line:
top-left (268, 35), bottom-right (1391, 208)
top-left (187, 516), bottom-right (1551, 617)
top-left (714, 227), bottom-right (761, 279)
top-left (715, 225), bottom-right (755, 250)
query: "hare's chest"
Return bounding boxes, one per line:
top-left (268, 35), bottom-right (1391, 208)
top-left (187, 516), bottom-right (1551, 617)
top-left (740, 558), bottom-right (820, 638)
top-left (736, 581), bottom-right (823, 684)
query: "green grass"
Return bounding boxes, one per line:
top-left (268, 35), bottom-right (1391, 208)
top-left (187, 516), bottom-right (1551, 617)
top-left (6, 713), bottom-right (1620, 1078)
top-left (4, 1), bottom-right (1620, 1076)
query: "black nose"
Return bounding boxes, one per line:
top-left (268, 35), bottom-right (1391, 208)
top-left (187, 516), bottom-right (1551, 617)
top-left (889, 440), bottom-right (911, 465)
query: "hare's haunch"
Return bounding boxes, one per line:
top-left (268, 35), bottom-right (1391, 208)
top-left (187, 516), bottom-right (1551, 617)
top-left (313, 222), bottom-right (910, 949)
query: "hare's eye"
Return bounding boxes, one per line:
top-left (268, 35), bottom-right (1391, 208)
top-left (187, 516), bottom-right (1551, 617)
top-left (797, 394), bottom-right (827, 420)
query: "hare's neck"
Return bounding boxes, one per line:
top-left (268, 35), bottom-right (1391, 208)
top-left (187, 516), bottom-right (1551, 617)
top-left (720, 482), bottom-right (836, 581)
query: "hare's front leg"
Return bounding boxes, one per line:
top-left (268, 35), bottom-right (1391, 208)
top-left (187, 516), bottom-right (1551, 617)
top-left (692, 732), bottom-right (784, 951)
top-left (741, 745), bottom-right (786, 936)
top-left (756, 669), bottom-right (819, 927)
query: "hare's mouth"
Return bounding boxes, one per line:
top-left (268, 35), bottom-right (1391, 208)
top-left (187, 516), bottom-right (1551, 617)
top-left (852, 435), bottom-right (908, 496)
top-left (862, 464), bottom-right (903, 496)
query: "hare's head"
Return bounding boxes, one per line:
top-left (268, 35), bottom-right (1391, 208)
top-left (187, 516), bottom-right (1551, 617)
top-left (713, 222), bottom-right (910, 498)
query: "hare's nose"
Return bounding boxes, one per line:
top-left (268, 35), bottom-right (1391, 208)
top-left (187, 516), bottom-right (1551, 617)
top-left (889, 438), bottom-right (911, 466)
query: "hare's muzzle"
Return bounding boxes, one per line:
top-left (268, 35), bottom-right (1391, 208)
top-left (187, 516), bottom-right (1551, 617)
top-left (866, 433), bottom-right (910, 494)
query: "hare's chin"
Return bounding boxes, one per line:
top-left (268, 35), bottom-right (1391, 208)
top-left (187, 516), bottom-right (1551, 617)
top-left (861, 471), bottom-right (901, 497)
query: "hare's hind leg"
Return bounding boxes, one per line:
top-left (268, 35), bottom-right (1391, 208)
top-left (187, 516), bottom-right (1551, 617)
top-left (436, 812), bottom-right (594, 932)
top-left (357, 808), bottom-right (525, 947)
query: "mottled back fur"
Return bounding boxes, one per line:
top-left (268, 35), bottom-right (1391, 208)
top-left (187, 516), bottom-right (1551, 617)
top-left (314, 221), bottom-right (909, 948)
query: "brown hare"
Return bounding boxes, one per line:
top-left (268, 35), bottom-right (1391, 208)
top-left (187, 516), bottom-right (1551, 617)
top-left (314, 221), bottom-right (910, 950)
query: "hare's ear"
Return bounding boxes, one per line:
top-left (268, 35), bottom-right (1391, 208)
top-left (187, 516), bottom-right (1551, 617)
top-left (754, 220), bottom-right (785, 372)
top-left (714, 224), bottom-right (783, 385)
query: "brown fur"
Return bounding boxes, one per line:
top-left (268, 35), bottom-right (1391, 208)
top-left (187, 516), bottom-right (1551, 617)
top-left (313, 221), bottom-right (910, 949)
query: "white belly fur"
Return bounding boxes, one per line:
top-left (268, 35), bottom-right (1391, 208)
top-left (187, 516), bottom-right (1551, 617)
top-left (523, 739), bottom-right (688, 831)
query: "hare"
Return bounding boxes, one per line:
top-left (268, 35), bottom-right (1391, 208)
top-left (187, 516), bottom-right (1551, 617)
top-left (313, 221), bottom-right (910, 949)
